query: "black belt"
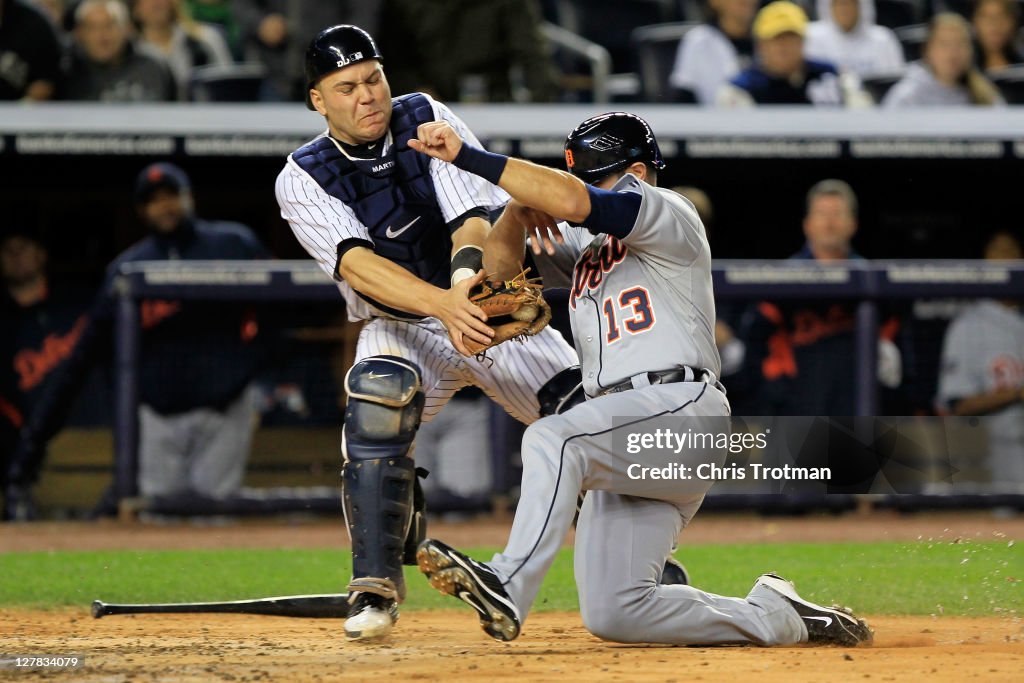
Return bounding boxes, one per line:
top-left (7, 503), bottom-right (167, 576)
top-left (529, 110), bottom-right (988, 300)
top-left (599, 367), bottom-right (711, 396)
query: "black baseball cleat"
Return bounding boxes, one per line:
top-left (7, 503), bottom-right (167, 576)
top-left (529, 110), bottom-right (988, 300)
top-left (416, 539), bottom-right (521, 642)
top-left (344, 592), bottom-right (399, 640)
top-left (754, 573), bottom-right (873, 646)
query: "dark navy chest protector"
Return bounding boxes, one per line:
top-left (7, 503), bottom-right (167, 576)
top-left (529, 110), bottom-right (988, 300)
top-left (291, 93), bottom-right (450, 319)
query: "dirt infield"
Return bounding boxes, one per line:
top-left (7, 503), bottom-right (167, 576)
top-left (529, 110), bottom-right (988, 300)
top-left (3, 512), bottom-right (1023, 681)
top-left (2, 610), bottom-right (1022, 682)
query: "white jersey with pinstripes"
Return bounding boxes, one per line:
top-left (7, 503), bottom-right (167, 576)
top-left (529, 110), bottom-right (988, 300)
top-left (274, 95), bottom-right (578, 424)
top-left (274, 94), bottom-right (510, 322)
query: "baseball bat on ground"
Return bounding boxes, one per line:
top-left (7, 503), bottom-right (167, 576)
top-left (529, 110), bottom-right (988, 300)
top-left (91, 593), bottom-right (350, 619)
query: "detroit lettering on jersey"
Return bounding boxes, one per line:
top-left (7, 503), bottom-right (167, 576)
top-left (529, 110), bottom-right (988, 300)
top-left (991, 355), bottom-right (1024, 390)
top-left (14, 316), bottom-right (88, 392)
top-left (140, 299), bottom-right (182, 330)
top-left (569, 235), bottom-right (628, 309)
top-left (553, 173), bottom-right (721, 394)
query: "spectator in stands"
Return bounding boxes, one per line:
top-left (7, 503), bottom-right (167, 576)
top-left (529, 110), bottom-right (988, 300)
top-left (0, 0), bottom-right (63, 100)
top-left (131, 0), bottom-right (233, 101)
top-left (185, 0), bottom-right (240, 58)
top-left (60, 0), bottom-right (175, 101)
top-left (673, 186), bottom-right (714, 230)
top-left (805, 0), bottom-right (905, 79)
top-left (1, 227), bottom-right (95, 520)
top-left (936, 230), bottom-right (1024, 491)
top-left (668, 0), bottom-right (757, 105)
top-left (734, 180), bottom-right (903, 415)
top-left (378, 0), bottom-right (557, 103)
top-left (232, 0), bottom-right (383, 101)
top-left (972, 0), bottom-right (1023, 73)
top-left (883, 13), bottom-right (1005, 106)
top-left (717, 1), bottom-right (872, 106)
top-left (10, 163), bottom-right (270, 509)
top-left (28, 0), bottom-right (64, 26)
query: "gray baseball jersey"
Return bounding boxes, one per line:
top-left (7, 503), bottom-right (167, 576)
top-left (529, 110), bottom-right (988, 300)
top-left (937, 300), bottom-right (1024, 488)
top-left (483, 176), bottom-right (808, 645)
top-left (560, 174), bottom-right (721, 396)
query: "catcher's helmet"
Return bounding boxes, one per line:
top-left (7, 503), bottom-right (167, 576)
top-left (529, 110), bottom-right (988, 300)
top-left (304, 24), bottom-right (383, 110)
top-left (563, 112), bottom-right (665, 184)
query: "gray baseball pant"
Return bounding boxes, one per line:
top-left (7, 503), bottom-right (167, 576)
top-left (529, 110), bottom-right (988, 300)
top-left (487, 381), bottom-right (807, 645)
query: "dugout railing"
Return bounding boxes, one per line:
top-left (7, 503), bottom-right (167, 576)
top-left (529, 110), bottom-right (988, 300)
top-left (110, 260), bottom-right (1024, 513)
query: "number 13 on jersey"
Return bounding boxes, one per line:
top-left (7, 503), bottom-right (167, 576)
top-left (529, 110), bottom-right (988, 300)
top-left (603, 286), bottom-right (656, 343)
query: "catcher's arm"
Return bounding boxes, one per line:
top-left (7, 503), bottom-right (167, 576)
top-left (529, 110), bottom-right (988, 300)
top-left (338, 247), bottom-right (492, 355)
top-left (484, 202), bottom-right (528, 282)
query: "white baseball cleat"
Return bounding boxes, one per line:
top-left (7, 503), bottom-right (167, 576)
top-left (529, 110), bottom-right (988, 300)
top-left (344, 592), bottom-right (398, 640)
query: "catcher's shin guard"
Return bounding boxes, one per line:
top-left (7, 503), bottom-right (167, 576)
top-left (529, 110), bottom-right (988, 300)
top-left (342, 356), bottom-right (426, 600)
top-left (343, 457), bottom-right (416, 600)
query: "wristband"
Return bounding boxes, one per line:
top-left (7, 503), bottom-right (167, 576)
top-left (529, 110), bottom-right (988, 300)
top-left (451, 245), bottom-right (484, 285)
top-left (451, 144), bottom-right (508, 186)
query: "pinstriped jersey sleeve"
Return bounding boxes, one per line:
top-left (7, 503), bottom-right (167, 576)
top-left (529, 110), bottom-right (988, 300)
top-left (275, 158), bottom-right (371, 281)
top-left (427, 96), bottom-right (510, 222)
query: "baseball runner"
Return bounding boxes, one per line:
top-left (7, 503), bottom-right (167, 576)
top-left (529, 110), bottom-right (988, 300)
top-left (410, 112), bottom-right (874, 646)
top-left (274, 25), bottom-right (584, 640)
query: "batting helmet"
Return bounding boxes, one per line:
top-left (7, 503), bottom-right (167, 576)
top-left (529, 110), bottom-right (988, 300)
top-left (563, 112), bottom-right (665, 184)
top-left (304, 24), bottom-right (383, 110)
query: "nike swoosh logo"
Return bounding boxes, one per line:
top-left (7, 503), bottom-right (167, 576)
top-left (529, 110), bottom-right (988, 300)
top-left (804, 616), bottom-right (833, 627)
top-left (457, 590), bottom-right (486, 614)
top-left (385, 216), bottom-right (420, 239)
top-left (366, 372), bottom-right (392, 380)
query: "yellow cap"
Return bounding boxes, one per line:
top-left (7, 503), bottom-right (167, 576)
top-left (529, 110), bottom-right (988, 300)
top-left (753, 1), bottom-right (809, 40)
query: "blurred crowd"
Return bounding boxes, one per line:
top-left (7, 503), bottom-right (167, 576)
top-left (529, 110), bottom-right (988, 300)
top-left (1, 0), bottom-right (1022, 104)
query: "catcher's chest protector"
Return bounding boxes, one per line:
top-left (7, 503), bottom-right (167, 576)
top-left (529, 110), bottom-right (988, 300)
top-left (292, 93), bottom-right (452, 301)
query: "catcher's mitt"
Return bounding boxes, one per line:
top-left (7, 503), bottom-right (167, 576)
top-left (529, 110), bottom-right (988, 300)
top-left (465, 269), bottom-right (551, 355)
